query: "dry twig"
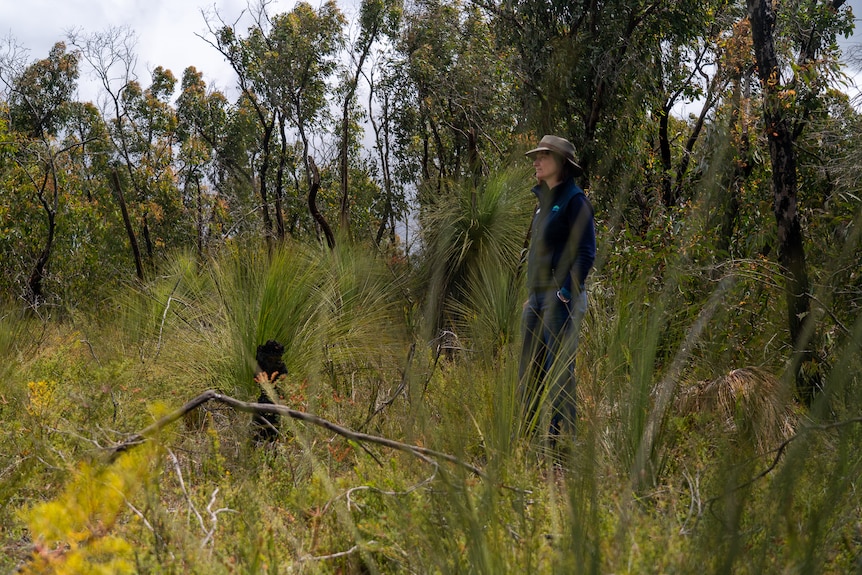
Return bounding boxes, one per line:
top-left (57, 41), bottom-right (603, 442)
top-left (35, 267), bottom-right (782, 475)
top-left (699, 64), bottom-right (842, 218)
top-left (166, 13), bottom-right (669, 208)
top-left (703, 416), bottom-right (862, 525)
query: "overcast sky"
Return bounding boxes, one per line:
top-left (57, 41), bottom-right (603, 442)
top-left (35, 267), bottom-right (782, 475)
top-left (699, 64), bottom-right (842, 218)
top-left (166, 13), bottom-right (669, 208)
top-left (2, 0), bottom-right (861, 107)
top-left (0, 0), bottom-right (363, 103)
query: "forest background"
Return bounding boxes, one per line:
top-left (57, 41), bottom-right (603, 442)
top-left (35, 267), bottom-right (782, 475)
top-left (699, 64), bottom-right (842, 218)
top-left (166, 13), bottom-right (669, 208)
top-left (1, 0), bottom-right (862, 572)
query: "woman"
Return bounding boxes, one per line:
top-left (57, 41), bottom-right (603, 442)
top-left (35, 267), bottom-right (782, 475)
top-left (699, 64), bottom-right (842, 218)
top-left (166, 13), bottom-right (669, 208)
top-left (519, 135), bottom-right (596, 442)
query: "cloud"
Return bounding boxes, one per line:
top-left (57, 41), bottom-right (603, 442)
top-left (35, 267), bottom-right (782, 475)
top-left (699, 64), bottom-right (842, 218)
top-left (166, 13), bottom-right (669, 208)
top-left (2, 0), bottom-right (277, 100)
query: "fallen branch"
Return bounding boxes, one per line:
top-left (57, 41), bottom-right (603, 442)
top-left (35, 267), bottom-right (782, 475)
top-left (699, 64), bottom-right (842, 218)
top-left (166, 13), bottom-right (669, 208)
top-left (324, 466), bottom-right (439, 515)
top-left (106, 390), bottom-right (486, 480)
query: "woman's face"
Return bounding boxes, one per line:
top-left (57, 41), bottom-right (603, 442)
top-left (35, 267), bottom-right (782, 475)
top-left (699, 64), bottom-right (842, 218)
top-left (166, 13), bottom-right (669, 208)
top-left (532, 150), bottom-right (563, 186)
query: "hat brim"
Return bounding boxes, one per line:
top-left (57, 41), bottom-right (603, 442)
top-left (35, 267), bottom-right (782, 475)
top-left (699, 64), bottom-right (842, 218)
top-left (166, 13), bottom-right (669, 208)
top-left (525, 146), bottom-right (583, 172)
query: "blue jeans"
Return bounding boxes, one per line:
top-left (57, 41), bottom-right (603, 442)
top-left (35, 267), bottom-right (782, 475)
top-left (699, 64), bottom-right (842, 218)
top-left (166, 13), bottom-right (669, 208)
top-left (518, 289), bottom-right (587, 437)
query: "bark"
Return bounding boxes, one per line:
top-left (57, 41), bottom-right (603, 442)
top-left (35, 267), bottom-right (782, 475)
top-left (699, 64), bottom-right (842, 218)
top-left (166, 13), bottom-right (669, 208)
top-left (749, 0), bottom-right (815, 403)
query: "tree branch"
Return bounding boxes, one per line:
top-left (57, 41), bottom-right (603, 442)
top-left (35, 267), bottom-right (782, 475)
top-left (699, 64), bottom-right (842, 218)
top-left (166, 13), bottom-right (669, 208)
top-left (106, 390), bottom-right (486, 479)
top-left (704, 416), bottom-right (862, 523)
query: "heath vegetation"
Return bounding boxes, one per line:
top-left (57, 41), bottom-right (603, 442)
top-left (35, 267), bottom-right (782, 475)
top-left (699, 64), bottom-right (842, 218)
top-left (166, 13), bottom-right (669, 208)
top-left (1, 0), bottom-right (861, 572)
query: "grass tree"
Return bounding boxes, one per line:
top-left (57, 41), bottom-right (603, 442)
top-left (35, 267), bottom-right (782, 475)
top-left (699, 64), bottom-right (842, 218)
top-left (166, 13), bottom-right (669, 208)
top-left (417, 168), bottom-right (535, 344)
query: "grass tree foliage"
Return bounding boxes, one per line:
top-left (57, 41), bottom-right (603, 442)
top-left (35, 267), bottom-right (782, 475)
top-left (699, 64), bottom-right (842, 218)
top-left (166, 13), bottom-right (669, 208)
top-left (417, 167), bottom-right (535, 342)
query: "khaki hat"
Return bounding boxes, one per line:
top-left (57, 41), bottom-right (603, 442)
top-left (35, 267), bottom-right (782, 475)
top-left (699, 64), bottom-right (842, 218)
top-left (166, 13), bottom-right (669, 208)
top-left (525, 135), bottom-right (582, 172)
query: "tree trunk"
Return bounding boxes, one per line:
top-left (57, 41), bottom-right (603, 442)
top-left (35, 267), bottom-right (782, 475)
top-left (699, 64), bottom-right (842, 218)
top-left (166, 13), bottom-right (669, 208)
top-left (307, 156), bottom-right (336, 250)
top-left (658, 106), bottom-right (674, 208)
top-left (141, 213), bottom-right (154, 267)
top-left (671, 81), bottom-right (718, 205)
top-left (369, 80), bottom-right (396, 247)
top-left (258, 117), bottom-right (276, 249)
top-left (27, 215), bottom-right (54, 306)
top-left (275, 116), bottom-right (288, 241)
top-left (26, 168), bottom-right (57, 305)
top-left (110, 169), bottom-right (144, 281)
top-left (717, 75), bottom-right (752, 257)
top-left (340, 32), bottom-right (376, 236)
top-left (749, 0), bottom-right (816, 403)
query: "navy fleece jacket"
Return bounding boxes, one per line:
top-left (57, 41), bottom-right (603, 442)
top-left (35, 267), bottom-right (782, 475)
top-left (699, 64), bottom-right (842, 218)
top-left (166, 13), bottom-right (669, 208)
top-left (526, 177), bottom-right (596, 297)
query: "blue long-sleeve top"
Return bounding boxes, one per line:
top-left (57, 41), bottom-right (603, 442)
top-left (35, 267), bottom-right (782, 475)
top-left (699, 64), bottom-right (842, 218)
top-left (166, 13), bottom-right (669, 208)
top-left (526, 177), bottom-right (596, 296)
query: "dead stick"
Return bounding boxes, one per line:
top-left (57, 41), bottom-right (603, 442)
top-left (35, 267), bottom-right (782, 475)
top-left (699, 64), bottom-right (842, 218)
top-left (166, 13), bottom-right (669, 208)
top-left (106, 390), bottom-right (486, 479)
top-left (361, 342), bottom-right (415, 430)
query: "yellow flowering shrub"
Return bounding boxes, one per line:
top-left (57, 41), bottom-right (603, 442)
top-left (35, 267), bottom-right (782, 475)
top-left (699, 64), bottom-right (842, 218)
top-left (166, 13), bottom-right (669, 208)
top-left (18, 446), bottom-right (159, 575)
top-left (26, 380), bottom-right (57, 418)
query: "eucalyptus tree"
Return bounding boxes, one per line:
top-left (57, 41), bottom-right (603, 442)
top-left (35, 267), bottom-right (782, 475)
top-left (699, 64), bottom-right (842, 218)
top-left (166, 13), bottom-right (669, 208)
top-left (175, 66), bottom-right (233, 258)
top-left (748, 0), bottom-right (854, 402)
top-left (208, 1), bottom-right (345, 249)
top-left (117, 67), bottom-right (188, 263)
top-left (68, 27), bottom-right (144, 277)
top-left (57, 99), bottom-right (143, 299)
top-left (365, 64), bottom-right (397, 247)
top-left (482, 0), bottom-right (728, 197)
top-left (70, 27), bottom-right (189, 276)
top-left (207, 10), bottom-right (278, 246)
top-left (649, 1), bottom-right (747, 209)
top-left (337, 0), bottom-right (402, 235)
top-left (397, 0), bottom-right (520, 199)
top-left (267, 1), bottom-right (345, 248)
top-left (365, 54), bottom-right (413, 247)
top-left (0, 42), bottom-right (79, 305)
top-left (212, 95), bottom-right (267, 241)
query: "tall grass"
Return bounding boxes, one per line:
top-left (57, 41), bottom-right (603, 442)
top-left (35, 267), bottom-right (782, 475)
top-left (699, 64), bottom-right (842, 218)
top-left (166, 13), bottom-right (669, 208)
top-left (1, 167), bottom-right (861, 573)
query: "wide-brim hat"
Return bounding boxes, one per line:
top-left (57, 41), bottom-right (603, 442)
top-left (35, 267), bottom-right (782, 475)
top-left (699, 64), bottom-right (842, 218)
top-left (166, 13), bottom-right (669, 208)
top-left (525, 135), bottom-right (583, 173)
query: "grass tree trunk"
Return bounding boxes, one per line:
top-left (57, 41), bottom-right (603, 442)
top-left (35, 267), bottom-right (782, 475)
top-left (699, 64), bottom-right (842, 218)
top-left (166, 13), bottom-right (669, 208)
top-left (749, 0), bottom-right (816, 404)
